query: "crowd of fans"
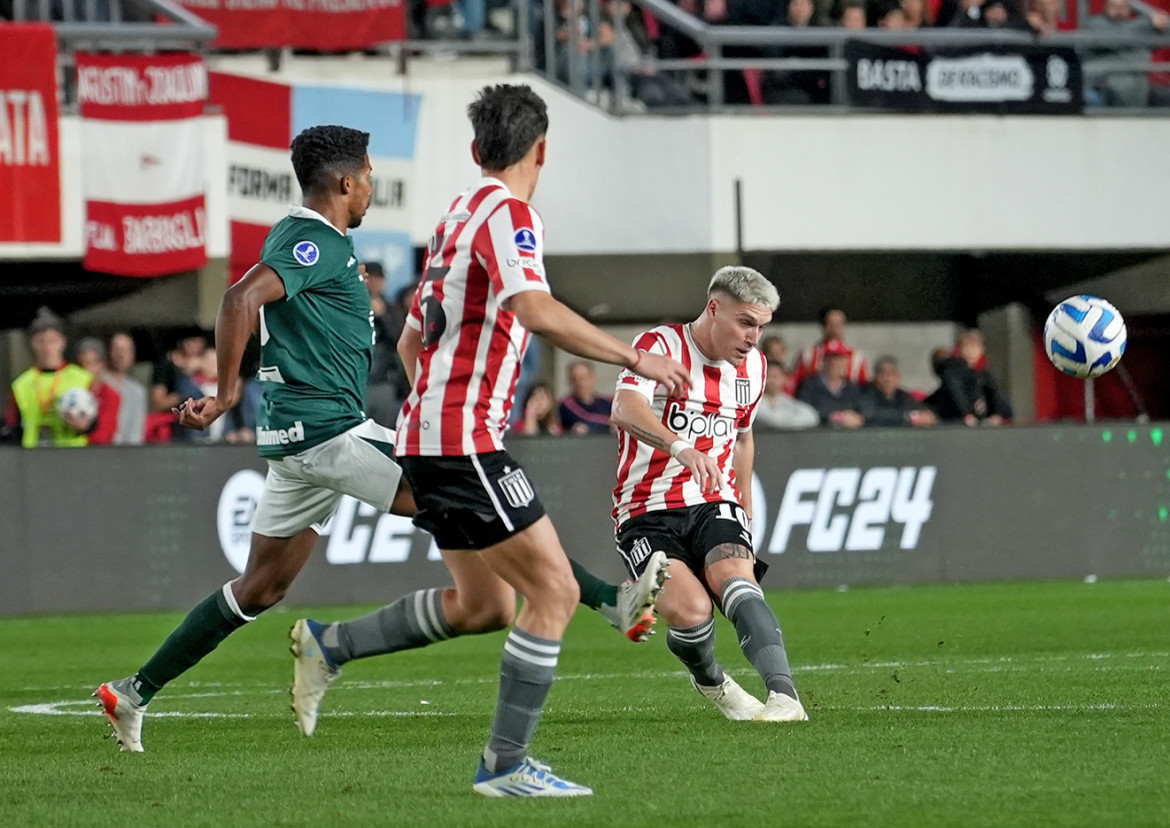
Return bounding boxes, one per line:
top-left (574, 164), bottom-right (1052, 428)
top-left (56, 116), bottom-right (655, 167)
top-left (0, 292), bottom-right (1014, 449)
top-left (525, 0), bottom-right (1170, 107)
top-left (509, 304), bottom-right (1015, 437)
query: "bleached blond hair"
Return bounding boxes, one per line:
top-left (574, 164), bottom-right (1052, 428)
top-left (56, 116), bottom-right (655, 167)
top-left (708, 266), bottom-right (780, 311)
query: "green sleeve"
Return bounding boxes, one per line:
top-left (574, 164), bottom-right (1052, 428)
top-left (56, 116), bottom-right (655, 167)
top-left (261, 225), bottom-right (347, 299)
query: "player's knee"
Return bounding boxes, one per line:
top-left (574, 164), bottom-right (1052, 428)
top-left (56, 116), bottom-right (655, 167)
top-left (460, 599), bottom-right (516, 633)
top-left (233, 575), bottom-right (290, 614)
top-left (528, 566), bottom-right (578, 624)
top-left (663, 592), bottom-right (713, 628)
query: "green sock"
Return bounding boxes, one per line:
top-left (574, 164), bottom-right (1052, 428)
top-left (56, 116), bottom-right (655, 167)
top-left (133, 588), bottom-right (249, 703)
top-left (570, 558), bottom-right (619, 610)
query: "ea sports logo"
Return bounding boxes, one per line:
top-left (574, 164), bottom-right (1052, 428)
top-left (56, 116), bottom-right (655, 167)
top-left (665, 401), bottom-right (734, 441)
top-left (293, 240), bottom-right (320, 266)
top-left (217, 469), bottom-right (265, 573)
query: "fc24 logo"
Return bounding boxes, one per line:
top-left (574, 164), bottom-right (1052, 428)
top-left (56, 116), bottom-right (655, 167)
top-left (766, 466), bottom-right (936, 553)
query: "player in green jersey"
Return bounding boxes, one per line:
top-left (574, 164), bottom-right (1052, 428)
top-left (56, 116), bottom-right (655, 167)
top-left (94, 125), bottom-right (420, 752)
top-left (94, 124), bottom-right (667, 755)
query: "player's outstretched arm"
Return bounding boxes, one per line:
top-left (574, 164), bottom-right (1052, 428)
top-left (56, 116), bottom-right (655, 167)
top-left (177, 264), bottom-right (286, 431)
top-left (508, 291), bottom-right (691, 397)
top-left (612, 389), bottom-right (723, 494)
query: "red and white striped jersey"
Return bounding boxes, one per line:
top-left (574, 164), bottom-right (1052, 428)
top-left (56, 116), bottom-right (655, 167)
top-left (792, 340), bottom-right (868, 388)
top-left (612, 323), bottom-right (765, 528)
top-left (395, 178), bottom-right (550, 457)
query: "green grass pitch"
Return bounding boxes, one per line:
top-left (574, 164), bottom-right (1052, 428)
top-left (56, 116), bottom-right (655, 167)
top-left (1, 578), bottom-right (1167, 827)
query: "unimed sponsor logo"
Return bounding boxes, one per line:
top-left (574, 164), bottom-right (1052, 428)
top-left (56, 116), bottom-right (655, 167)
top-left (256, 420), bottom-right (305, 447)
top-left (216, 469), bottom-right (436, 573)
top-left (765, 466), bottom-right (936, 553)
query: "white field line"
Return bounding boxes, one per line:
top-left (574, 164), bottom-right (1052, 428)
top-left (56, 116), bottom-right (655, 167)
top-left (15, 650), bottom-right (1168, 695)
top-left (10, 699), bottom-right (453, 718)
top-left (10, 695), bottom-right (1160, 719)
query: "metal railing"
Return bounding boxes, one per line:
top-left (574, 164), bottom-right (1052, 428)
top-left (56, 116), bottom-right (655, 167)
top-left (531, 0), bottom-right (1170, 112)
top-left (12, 0), bottom-right (217, 50)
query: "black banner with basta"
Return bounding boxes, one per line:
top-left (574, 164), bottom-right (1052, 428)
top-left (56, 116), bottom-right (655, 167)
top-left (845, 40), bottom-right (1083, 113)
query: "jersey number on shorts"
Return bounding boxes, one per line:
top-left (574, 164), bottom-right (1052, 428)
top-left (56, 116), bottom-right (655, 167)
top-left (717, 502), bottom-right (750, 531)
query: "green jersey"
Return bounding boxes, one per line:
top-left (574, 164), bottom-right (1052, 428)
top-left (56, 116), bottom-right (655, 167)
top-left (254, 206), bottom-right (373, 458)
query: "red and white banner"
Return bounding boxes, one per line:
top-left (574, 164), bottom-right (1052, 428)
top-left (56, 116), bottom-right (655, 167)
top-left (176, 0), bottom-right (405, 50)
top-left (0, 25), bottom-right (61, 243)
top-left (77, 53), bottom-right (209, 277)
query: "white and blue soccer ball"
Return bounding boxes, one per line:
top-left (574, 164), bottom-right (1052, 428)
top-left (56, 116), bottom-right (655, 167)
top-left (1043, 295), bottom-right (1127, 379)
top-left (56, 386), bottom-right (97, 425)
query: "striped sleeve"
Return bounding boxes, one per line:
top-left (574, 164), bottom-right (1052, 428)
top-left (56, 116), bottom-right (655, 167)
top-left (616, 328), bottom-right (671, 401)
top-left (475, 199), bottom-right (550, 307)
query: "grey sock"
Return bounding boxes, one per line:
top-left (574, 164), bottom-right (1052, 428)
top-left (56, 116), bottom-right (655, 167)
top-left (666, 618), bottom-right (725, 688)
top-left (721, 577), bottom-right (797, 699)
top-left (482, 629), bottom-right (560, 774)
top-left (324, 588), bottom-right (453, 666)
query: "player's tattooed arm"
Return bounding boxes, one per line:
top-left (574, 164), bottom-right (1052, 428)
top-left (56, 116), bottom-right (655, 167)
top-left (612, 390), bottom-right (678, 449)
top-left (705, 543), bottom-right (754, 568)
top-left (627, 424), bottom-right (668, 451)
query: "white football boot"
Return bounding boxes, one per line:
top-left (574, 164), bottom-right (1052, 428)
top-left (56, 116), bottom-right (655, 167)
top-left (690, 675), bottom-right (766, 721)
top-left (473, 758), bottom-right (593, 797)
top-left (289, 619), bottom-right (341, 737)
top-left (94, 681), bottom-right (146, 753)
top-left (754, 691), bottom-right (809, 723)
top-left (604, 550), bottom-right (671, 642)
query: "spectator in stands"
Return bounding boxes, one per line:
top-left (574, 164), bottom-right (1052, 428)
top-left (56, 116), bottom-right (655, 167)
top-left (756, 361), bottom-right (820, 430)
top-left (874, 0), bottom-right (908, 26)
top-left (1085, 0), bottom-right (1170, 107)
top-left (555, 0), bottom-right (616, 89)
top-left (612, 0), bottom-right (695, 107)
top-left (761, 0), bottom-right (831, 104)
top-left (901, 0), bottom-right (932, 27)
top-left (75, 338), bottom-right (122, 446)
top-left (1026, 0), bottom-right (1071, 33)
top-left (151, 329), bottom-right (206, 414)
top-left (860, 355), bottom-right (937, 427)
top-left (363, 262), bottom-right (409, 428)
top-left (947, 0), bottom-right (1031, 28)
top-left (796, 340), bottom-right (866, 428)
top-left (3, 308), bottom-right (95, 447)
top-left (837, 0), bottom-right (868, 26)
top-left (794, 305), bottom-right (868, 387)
top-left (759, 333), bottom-right (789, 367)
top-left (925, 329), bottom-right (1013, 425)
top-left (558, 360), bottom-right (613, 434)
top-left (105, 332), bottom-right (147, 445)
top-left (174, 349), bottom-right (251, 444)
top-left (517, 380), bottom-right (563, 435)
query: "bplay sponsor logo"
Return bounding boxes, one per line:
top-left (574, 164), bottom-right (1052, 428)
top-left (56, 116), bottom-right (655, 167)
top-left (216, 469), bottom-right (437, 574)
top-left (665, 401), bottom-right (735, 441)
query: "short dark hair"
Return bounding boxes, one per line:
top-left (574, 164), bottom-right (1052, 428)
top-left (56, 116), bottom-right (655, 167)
top-left (874, 355), bottom-right (898, 373)
top-left (468, 85), bottom-right (549, 171)
top-left (817, 305), bottom-right (845, 326)
top-left (290, 125), bottom-right (370, 194)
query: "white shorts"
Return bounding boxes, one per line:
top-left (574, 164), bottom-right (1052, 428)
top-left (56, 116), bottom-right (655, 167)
top-left (252, 419), bottom-right (404, 538)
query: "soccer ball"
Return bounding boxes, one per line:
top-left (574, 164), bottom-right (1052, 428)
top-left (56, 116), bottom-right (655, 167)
top-left (1043, 295), bottom-right (1127, 379)
top-left (56, 386), bottom-right (97, 426)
